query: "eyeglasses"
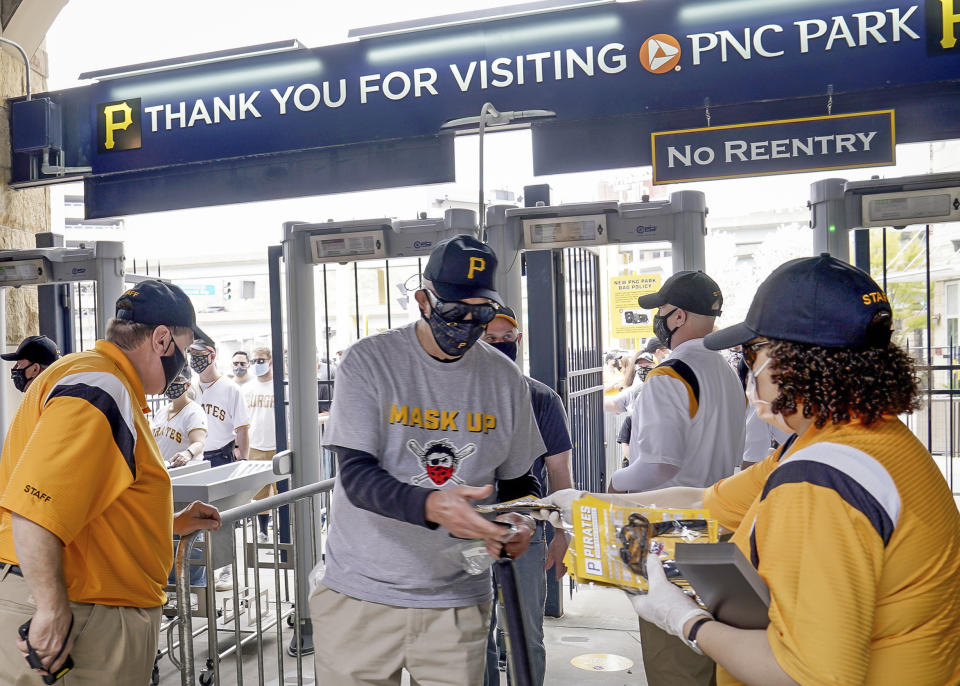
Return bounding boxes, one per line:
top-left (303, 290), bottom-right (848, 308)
top-left (741, 340), bottom-right (770, 368)
top-left (251, 358), bottom-right (268, 364)
top-left (426, 290), bottom-right (499, 325)
top-left (233, 361), bottom-right (249, 368)
top-left (482, 331), bottom-right (518, 344)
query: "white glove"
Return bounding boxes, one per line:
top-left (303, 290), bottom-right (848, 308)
top-left (630, 554), bottom-right (712, 653)
top-left (529, 488), bottom-right (586, 528)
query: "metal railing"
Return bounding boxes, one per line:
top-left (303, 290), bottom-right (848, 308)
top-left (170, 478), bottom-right (335, 685)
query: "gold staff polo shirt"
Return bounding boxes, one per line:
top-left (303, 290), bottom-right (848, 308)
top-left (704, 417), bottom-right (960, 686)
top-left (0, 340), bottom-right (173, 608)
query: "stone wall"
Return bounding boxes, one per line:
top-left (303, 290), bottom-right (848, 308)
top-left (0, 40), bottom-right (50, 344)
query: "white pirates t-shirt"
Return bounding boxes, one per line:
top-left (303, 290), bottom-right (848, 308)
top-left (151, 401), bottom-right (207, 463)
top-left (244, 379), bottom-right (276, 452)
top-left (196, 376), bottom-right (250, 451)
top-left (321, 323), bottom-right (546, 609)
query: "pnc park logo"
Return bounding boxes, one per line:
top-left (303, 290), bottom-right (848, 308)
top-left (639, 34), bottom-right (682, 74)
top-left (97, 98), bottom-right (142, 153)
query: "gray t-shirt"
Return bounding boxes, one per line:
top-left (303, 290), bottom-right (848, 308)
top-left (321, 324), bottom-right (546, 608)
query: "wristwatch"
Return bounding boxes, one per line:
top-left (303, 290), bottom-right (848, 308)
top-left (685, 616), bottom-right (713, 654)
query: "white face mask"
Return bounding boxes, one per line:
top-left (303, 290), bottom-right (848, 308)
top-left (746, 357), bottom-right (795, 435)
top-left (253, 361), bottom-right (270, 377)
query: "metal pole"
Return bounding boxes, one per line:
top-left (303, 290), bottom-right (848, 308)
top-left (175, 532), bottom-right (198, 686)
top-left (267, 245), bottom-right (292, 556)
top-left (0, 37), bottom-right (31, 101)
top-left (478, 102), bottom-right (500, 239)
top-left (94, 241), bottom-right (125, 339)
top-left (882, 228), bottom-right (888, 293)
top-left (809, 178), bottom-right (850, 262)
top-left (268, 245), bottom-right (288, 453)
top-left (281, 222), bottom-right (320, 656)
top-left (670, 191), bottom-right (707, 272)
top-left (853, 229), bottom-right (871, 274)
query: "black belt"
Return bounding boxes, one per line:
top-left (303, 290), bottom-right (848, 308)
top-left (204, 440), bottom-right (236, 460)
top-left (2, 564), bottom-right (22, 578)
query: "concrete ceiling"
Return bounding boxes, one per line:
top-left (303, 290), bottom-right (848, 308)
top-left (1, 0), bottom-right (68, 58)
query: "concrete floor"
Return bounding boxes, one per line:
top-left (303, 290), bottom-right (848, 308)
top-left (156, 578), bottom-right (647, 686)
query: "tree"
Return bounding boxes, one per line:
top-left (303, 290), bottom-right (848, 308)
top-left (868, 228), bottom-right (930, 350)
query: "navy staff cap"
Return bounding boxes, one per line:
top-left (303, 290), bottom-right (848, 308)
top-left (705, 254), bottom-right (893, 351)
top-left (114, 279), bottom-right (211, 343)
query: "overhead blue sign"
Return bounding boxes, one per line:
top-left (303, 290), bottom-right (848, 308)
top-left (8, 0), bottom-right (960, 215)
top-left (78, 0), bottom-right (956, 176)
top-left (651, 110), bottom-right (896, 184)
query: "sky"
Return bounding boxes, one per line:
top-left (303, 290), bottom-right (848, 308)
top-left (42, 0), bottom-right (945, 265)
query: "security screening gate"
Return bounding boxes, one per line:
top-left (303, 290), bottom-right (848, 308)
top-left (487, 189), bottom-right (708, 489)
top-left (279, 209), bottom-right (474, 655)
top-left (485, 189), bottom-right (708, 615)
top-left (0, 241), bottom-right (125, 436)
top-left (809, 171), bottom-right (960, 499)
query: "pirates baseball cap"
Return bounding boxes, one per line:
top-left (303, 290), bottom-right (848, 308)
top-left (644, 337), bottom-right (666, 353)
top-left (114, 280), bottom-right (211, 343)
top-left (188, 340), bottom-right (215, 354)
top-left (637, 271), bottom-right (723, 317)
top-left (635, 352), bottom-right (656, 365)
top-left (1, 335), bottom-right (60, 365)
top-left (422, 235), bottom-right (503, 305)
top-left (493, 305), bottom-right (518, 327)
top-left (704, 254), bottom-right (893, 351)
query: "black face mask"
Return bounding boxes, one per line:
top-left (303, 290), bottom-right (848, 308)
top-left (637, 366), bottom-right (651, 382)
top-left (190, 353), bottom-right (211, 374)
top-left (233, 364), bottom-right (248, 378)
top-left (490, 340), bottom-right (518, 362)
top-left (161, 340), bottom-right (187, 394)
top-left (11, 366), bottom-right (29, 393)
top-left (422, 308), bottom-right (487, 358)
top-left (653, 308), bottom-right (680, 349)
top-left (165, 380), bottom-right (188, 400)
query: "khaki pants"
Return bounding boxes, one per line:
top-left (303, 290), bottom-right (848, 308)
top-left (640, 618), bottom-right (717, 686)
top-left (310, 583), bottom-right (491, 686)
top-left (250, 447), bottom-right (277, 500)
top-left (0, 572), bottom-right (161, 685)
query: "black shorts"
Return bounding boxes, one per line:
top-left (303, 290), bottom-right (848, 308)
top-left (616, 416), bottom-right (632, 444)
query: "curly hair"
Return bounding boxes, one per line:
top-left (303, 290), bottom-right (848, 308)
top-left (767, 340), bottom-right (920, 428)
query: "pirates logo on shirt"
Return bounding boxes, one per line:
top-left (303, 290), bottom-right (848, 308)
top-left (408, 438), bottom-right (476, 487)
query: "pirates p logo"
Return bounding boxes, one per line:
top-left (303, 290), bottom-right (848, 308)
top-left (927, 0), bottom-right (960, 52)
top-left (98, 98), bottom-right (142, 153)
top-left (467, 257), bottom-right (486, 280)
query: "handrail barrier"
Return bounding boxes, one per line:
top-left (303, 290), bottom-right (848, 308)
top-left (172, 477), bottom-right (335, 685)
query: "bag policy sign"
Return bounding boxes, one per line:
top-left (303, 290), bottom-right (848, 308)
top-left (611, 274), bottom-right (661, 340)
top-left (651, 110), bottom-right (895, 184)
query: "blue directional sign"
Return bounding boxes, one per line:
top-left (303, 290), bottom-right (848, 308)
top-left (651, 111), bottom-right (896, 184)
